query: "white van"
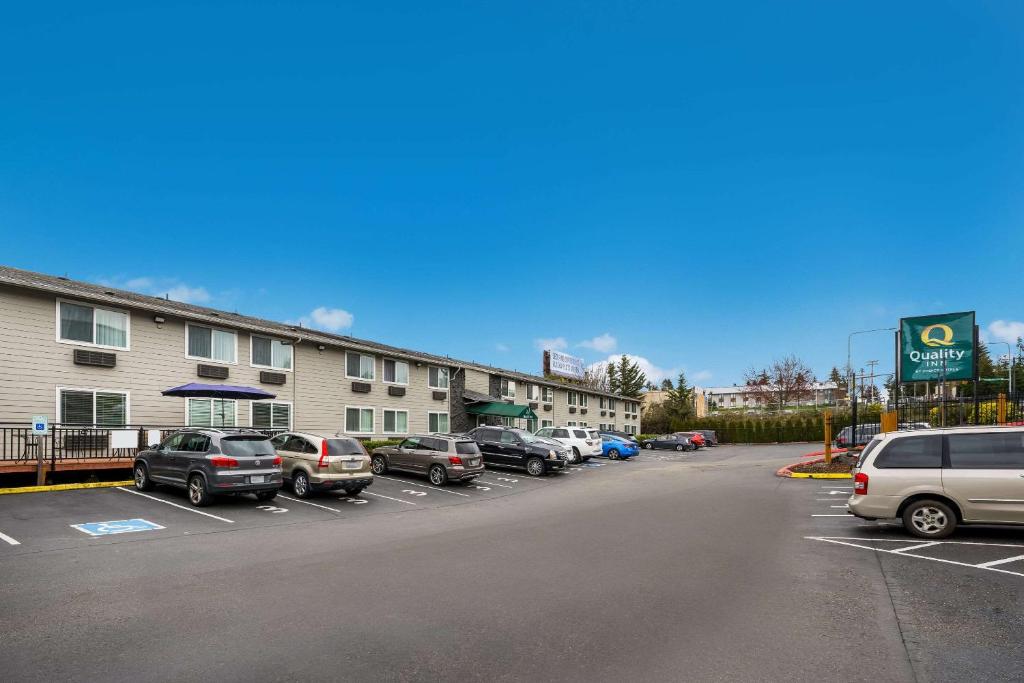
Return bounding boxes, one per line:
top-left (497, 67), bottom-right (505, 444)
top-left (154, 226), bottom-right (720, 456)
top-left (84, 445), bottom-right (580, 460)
top-left (535, 426), bottom-right (603, 464)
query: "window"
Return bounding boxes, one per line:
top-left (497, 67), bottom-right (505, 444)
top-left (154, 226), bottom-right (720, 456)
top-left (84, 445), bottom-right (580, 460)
top-left (476, 428), bottom-right (500, 442)
top-left (187, 324), bottom-right (237, 364)
top-left (344, 352), bottom-right (375, 380)
top-left (501, 378), bottom-right (515, 399)
top-left (542, 387), bottom-right (553, 403)
top-left (58, 388), bottom-right (128, 426)
top-left (251, 401), bottom-right (291, 429)
top-left (874, 435), bottom-right (942, 468)
top-left (567, 421), bottom-right (577, 427)
top-left (179, 433), bottom-right (211, 453)
top-left (580, 394), bottom-right (589, 408)
top-left (948, 432), bottom-right (1024, 469)
top-left (567, 391), bottom-right (577, 406)
top-left (573, 429), bottom-right (588, 438)
top-left (499, 431), bottom-right (519, 445)
top-left (57, 300), bottom-right (129, 350)
top-left (399, 437), bottom-right (422, 449)
top-left (526, 385), bottom-right (538, 401)
top-left (554, 428), bottom-right (570, 438)
top-left (252, 335), bottom-right (292, 370)
top-left (500, 417), bottom-right (514, 427)
top-left (345, 406), bottom-right (375, 434)
top-left (526, 418), bottom-right (538, 432)
top-left (600, 397), bottom-right (606, 409)
top-left (428, 366), bottom-right (449, 390)
top-left (383, 359), bottom-right (409, 385)
top-left (383, 409), bottom-right (409, 434)
top-left (608, 399), bottom-right (617, 411)
top-left (187, 398), bottom-right (237, 427)
top-left (428, 412), bottom-right (449, 433)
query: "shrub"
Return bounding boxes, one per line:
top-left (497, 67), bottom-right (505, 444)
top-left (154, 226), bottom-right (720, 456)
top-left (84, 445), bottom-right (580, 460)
top-left (362, 439), bottom-right (402, 451)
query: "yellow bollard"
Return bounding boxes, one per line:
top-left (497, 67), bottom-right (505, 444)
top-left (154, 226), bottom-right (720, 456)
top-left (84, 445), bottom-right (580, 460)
top-left (823, 411), bottom-right (832, 465)
top-left (998, 393), bottom-right (1007, 426)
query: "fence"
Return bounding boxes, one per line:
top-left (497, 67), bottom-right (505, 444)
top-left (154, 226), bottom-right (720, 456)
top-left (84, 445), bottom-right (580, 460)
top-left (894, 393), bottom-right (1024, 428)
top-left (0, 424), bottom-right (287, 474)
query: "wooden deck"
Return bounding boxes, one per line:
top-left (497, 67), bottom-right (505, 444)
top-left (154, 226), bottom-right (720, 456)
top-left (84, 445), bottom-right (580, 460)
top-left (0, 458), bottom-right (133, 474)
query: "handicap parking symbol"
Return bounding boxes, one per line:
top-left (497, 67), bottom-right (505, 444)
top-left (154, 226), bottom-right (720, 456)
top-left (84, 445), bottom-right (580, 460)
top-left (71, 518), bottom-right (165, 537)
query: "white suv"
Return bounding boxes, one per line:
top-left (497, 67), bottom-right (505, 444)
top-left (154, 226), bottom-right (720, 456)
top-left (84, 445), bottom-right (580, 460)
top-left (535, 426), bottom-right (603, 464)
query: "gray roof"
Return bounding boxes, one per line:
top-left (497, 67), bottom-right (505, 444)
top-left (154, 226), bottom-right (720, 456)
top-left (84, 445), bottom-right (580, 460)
top-left (0, 264), bottom-right (630, 400)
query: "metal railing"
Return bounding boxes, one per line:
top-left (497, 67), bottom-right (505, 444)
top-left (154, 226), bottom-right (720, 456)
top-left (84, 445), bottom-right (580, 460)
top-left (894, 392), bottom-right (1024, 428)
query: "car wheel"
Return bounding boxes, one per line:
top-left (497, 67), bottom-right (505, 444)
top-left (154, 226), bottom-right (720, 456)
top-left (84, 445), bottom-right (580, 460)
top-left (675, 444), bottom-right (684, 452)
top-left (429, 465), bottom-right (448, 486)
top-left (187, 474), bottom-right (211, 507)
top-left (371, 455), bottom-right (388, 475)
top-left (292, 471), bottom-right (311, 498)
top-left (644, 443), bottom-right (653, 449)
top-left (608, 449), bottom-right (620, 460)
top-left (134, 463), bottom-right (155, 491)
top-left (903, 500), bottom-right (957, 539)
top-left (571, 447), bottom-right (581, 465)
top-left (526, 457), bottom-right (545, 477)
top-left (344, 486), bottom-right (364, 496)
top-left (255, 490), bottom-right (277, 502)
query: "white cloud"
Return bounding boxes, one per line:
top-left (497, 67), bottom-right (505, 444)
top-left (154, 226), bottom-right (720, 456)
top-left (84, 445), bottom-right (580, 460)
top-left (588, 354), bottom-right (680, 384)
top-left (988, 320), bottom-right (1024, 345)
top-left (165, 285), bottom-right (211, 304)
top-left (124, 277), bottom-right (154, 290)
top-left (579, 333), bottom-right (617, 353)
top-left (692, 370), bottom-right (713, 382)
top-left (496, 343), bottom-right (510, 352)
top-left (535, 336), bottom-right (568, 351)
top-left (299, 306), bottom-right (354, 332)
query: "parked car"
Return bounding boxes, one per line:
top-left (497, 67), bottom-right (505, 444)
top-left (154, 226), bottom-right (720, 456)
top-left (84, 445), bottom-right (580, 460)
top-left (697, 430), bottom-right (719, 446)
top-left (601, 434), bottom-right (639, 460)
top-left (134, 429), bottom-right (283, 507)
top-left (641, 434), bottom-right (694, 451)
top-left (467, 426), bottom-right (570, 476)
top-left (270, 432), bottom-right (373, 498)
top-left (849, 426), bottom-right (1024, 538)
top-left (675, 431), bottom-right (705, 448)
top-left (600, 430), bottom-right (640, 444)
top-left (371, 434), bottom-right (485, 486)
top-left (534, 426), bottom-right (602, 463)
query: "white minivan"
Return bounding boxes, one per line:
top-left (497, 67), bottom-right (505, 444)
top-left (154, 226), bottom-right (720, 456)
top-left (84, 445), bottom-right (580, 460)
top-left (535, 426), bottom-right (603, 464)
top-left (849, 426), bottom-right (1024, 538)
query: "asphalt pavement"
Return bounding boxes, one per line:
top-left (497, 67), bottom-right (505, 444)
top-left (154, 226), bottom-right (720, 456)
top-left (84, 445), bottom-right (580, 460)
top-left (2, 444), bottom-right (1022, 682)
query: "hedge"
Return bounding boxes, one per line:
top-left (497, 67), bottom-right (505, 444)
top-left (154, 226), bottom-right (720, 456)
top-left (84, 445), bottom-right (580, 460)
top-left (362, 439), bottom-right (402, 451)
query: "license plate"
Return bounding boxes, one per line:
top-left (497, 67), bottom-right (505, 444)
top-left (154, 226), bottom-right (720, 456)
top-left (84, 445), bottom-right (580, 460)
top-left (343, 461), bottom-right (361, 470)
top-left (250, 475), bottom-right (266, 484)
top-left (467, 459), bottom-right (479, 467)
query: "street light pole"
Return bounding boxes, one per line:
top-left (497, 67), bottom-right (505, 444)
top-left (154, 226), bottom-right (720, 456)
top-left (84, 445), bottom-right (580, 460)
top-left (847, 327), bottom-right (897, 447)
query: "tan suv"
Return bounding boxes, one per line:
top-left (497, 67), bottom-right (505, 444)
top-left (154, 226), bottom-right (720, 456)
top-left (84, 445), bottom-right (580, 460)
top-left (270, 432), bottom-right (374, 498)
top-left (849, 426), bottom-right (1024, 538)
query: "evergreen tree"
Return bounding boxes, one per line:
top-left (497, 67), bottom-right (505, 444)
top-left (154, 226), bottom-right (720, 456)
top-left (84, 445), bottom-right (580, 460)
top-left (660, 377), bottom-right (674, 391)
top-left (665, 371), bottom-right (694, 421)
top-left (616, 354), bottom-right (647, 398)
top-left (607, 361), bottom-right (620, 394)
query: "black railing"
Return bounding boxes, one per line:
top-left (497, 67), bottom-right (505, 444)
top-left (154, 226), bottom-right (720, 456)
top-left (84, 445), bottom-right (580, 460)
top-left (894, 393), bottom-right (1024, 428)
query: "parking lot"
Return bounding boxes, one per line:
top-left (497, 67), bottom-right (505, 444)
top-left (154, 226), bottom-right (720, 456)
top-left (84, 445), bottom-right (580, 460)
top-left (3, 444), bottom-right (1023, 682)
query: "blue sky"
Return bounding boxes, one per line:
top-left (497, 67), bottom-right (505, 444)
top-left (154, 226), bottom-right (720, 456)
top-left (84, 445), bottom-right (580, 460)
top-left (2, 1), bottom-right (1022, 386)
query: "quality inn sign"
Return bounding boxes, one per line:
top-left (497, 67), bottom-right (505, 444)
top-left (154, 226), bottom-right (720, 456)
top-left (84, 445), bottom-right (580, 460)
top-left (898, 312), bottom-right (976, 383)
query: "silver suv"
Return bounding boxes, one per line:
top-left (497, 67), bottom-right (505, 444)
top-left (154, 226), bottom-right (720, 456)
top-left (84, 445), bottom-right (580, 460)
top-left (849, 426), bottom-right (1024, 538)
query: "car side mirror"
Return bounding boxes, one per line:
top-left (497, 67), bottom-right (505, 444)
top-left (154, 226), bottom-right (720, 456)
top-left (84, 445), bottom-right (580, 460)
top-left (149, 443), bottom-right (160, 450)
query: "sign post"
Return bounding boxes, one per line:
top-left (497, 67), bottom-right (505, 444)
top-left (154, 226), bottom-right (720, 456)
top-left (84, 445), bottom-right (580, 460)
top-left (30, 415), bottom-right (48, 485)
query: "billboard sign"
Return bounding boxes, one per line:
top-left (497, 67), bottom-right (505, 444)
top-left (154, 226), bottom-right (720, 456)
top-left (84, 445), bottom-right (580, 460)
top-left (898, 311), bottom-right (976, 383)
top-left (545, 350), bottom-right (585, 379)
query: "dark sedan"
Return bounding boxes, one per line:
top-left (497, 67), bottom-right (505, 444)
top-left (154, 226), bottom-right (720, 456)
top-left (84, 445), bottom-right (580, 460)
top-left (641, 434), bottom-right (694, 451)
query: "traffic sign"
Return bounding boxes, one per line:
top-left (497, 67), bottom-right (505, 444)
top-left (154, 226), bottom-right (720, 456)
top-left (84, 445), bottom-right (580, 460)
top-left (31, 415), bottom-right (48, 435)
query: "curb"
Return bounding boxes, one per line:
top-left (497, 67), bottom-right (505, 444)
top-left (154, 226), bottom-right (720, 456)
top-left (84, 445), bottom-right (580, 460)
top-left (801, 447), bottom-right (848, 458)
top-left (776, 456), bottom-right (853, 480)
top-left (0, 480), bottom-right (134, 495)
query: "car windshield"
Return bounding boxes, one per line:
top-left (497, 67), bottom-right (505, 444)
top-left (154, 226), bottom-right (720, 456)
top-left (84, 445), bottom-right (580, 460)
top-left (514, 430), bottom-right (544, 444)
top-left (221, 436), bottom-right (275, 457)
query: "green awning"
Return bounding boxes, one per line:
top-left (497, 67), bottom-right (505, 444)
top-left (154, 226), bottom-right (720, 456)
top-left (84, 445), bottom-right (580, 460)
top-left (465, 402), bottom-right (538, 420)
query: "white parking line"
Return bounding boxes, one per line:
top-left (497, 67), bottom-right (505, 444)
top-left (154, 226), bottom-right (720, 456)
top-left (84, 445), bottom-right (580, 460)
top-left (892, 541), bottom-right (940, 553)
top-left (363, 491), bottom-right (417, 506)
top-left (475, 480), bottom-right (514, 488)
top-left (115, 487), bottom-right (235, 523)
top-left (830, 505), bottom-right (849, 508)
top-left (0, 529), bottom-right (20, 546)
top-left (375, 476), bottom-right (470, 497)
top-left (977, 554), bottom-right (1024, 569)
top-left (811, 514), bottom-right (851, 517)
top-left (278, 494), bottom-right (341, 513)
top-left (806, 536), bottom-right (1024, 578)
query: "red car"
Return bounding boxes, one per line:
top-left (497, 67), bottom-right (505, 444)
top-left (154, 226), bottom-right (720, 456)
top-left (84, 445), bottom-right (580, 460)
top-left (675, 431), bottom-right (705, 448)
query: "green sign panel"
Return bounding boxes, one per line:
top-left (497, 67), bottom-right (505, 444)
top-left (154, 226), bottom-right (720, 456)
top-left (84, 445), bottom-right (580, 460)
top-left (899, 311), bottom-right (976, 383)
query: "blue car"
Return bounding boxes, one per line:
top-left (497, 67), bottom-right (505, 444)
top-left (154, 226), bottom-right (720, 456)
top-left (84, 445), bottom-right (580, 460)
top-left (600, 435), bottom-right (638, 460)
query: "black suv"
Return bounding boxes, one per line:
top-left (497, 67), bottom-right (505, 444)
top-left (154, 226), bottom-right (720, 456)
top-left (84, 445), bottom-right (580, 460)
top-left (134, 429), bottom-right (283, 507)
top-left (467, 426), bottom-right (570, 476)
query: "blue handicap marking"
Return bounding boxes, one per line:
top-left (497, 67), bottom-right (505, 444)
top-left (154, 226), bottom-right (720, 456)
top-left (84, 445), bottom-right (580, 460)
top-left (71, 518), bottom-right (165, 537)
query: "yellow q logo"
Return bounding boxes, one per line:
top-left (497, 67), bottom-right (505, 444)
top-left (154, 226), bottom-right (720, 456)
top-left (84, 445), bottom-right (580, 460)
top-left (921, 324), bottom-right (954, 347)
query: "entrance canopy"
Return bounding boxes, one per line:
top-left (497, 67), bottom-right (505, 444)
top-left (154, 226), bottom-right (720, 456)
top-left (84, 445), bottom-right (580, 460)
top-left (466, 402), bottom-right (538, 420)
top-left (161, 383), bottom-right (277, 400)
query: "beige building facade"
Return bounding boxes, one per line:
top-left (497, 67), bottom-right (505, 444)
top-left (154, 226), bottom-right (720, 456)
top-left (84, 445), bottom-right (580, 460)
top-left (0, 266), bottom-right (640, 442)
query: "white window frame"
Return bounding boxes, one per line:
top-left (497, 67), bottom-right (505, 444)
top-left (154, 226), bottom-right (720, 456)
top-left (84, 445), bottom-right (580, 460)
top-left (568, 421), bottom-right (577, 427)
top-left (541, 420), bottom-right (553, 429)
top-left (580, 394), bottom-right (589, 408)
top-left (382, 358), bottom-right (409, 386)
top-left (185, 397), bottom-right (238, 427)
top-left (249, 400), bottom-right (293, 430)
top-left (55, 298), bottom-right (131, 351)
top-left (428, 411), bottom-right (450, 434)
top-left (185, 323), bottom-right (238, 365)
top-left (526, 384), bottom-right (538, 401)
top-left (345, 352), bottom-right (376, 381)
top-left (250, 335), bottom-right (293, 372)
top-left (382, 409), bottom-right (409, 435)
top-left (55, 387), bottom-right (131, 426)
top-left (501, 378), bottom-right (516, 399)
top-left (542, 387), bottom-right (553, 403)
top-left (428, 366), bottom-right (450, 390)
top-left (567, 391), bottom-right (577, 406)
top-left (344, 405), bottom-right (376, 434)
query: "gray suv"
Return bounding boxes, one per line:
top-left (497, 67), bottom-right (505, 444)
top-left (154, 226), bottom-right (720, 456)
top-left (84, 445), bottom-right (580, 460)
top-left (371, 434), bottom-right (485, 486)
top-left (134, 429), bottom-right (283, 507)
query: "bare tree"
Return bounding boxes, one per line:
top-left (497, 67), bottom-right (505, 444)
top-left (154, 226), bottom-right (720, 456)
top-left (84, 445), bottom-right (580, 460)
top-left (743, 355), bottom-right (815, 410)
top-left (576, 361), bottom-right (613, 391)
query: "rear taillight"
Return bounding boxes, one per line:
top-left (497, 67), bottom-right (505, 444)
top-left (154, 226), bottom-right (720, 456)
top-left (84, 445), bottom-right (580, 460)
top-left (210, 456), bottom-right (238, 468)
top-left (318, 440), bottom-right (329, 468)
top-left (272, 456), bottom-right (282, 466)
top-left (448, 456), bottom-right (463, 466)
top-left (854, 472), bottom-right (868, 495)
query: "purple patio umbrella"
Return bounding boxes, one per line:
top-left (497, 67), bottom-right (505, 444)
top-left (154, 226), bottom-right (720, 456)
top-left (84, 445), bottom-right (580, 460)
top-left (161, 383), bottom-right (277, 400)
